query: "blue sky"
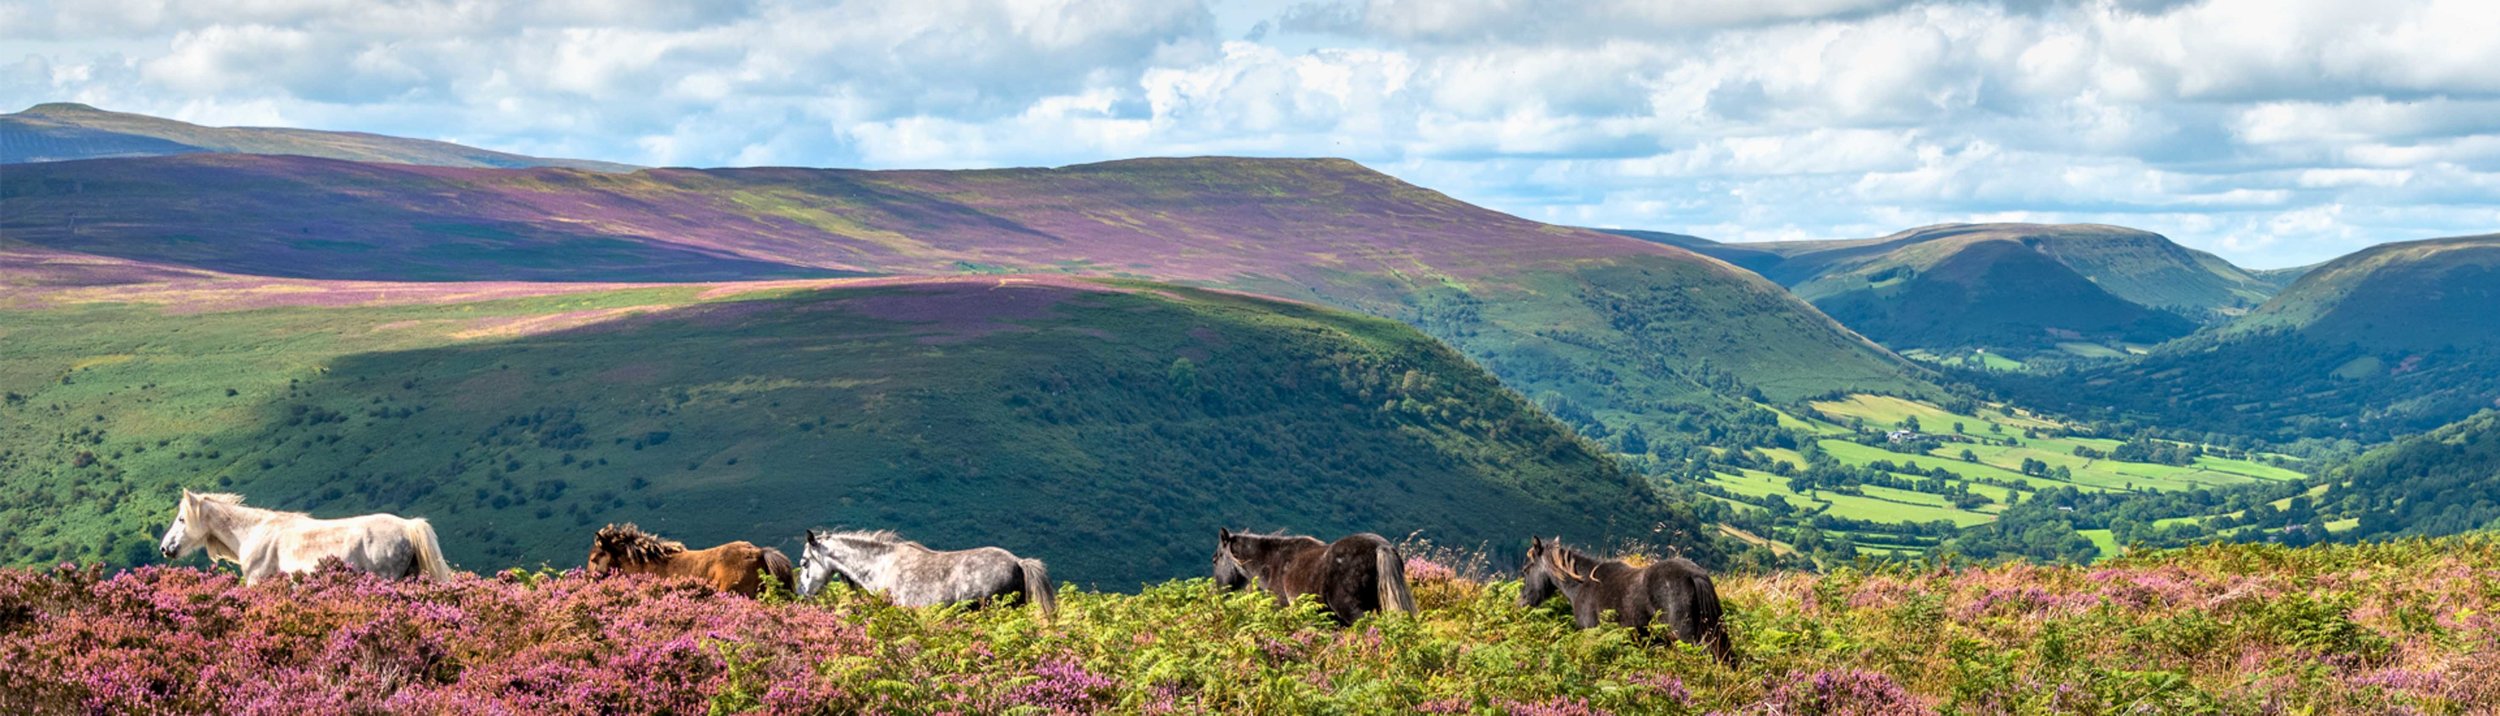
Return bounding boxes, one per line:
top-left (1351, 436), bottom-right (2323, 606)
top-left (5, 0), bottom-right (2495, 268)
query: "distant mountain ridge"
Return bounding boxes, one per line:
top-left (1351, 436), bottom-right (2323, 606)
top-left (0, 103), bottom-right (632, 171)
top-left (1608, 223), bottom-right (2278, 361)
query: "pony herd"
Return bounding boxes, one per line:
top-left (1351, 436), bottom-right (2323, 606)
top-left (156, 491), bottom-right (1732, 661)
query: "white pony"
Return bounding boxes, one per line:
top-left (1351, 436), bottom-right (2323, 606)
top-left (158, 490), bottom-right (453, 584)
top-left (795, 529), bottom-right (1055, 619)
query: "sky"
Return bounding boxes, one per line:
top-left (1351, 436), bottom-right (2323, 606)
top-left (5, 0), bottom-right (2496, 268)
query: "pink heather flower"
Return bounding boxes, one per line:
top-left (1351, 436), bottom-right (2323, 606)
top-left (1761, 669), bottom-right (1928, 716)
top-left (1010, 656), bottom-right (1119, 714)
top-left (1406, 557), bottom-right (1459, 584)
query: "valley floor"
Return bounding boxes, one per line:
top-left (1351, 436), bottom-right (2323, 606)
top-left (4, 538), bottom-right (2494, 714)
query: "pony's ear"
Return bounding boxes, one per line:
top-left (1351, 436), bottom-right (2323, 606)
top-left (1218, 528), bottom-right (1232, 542)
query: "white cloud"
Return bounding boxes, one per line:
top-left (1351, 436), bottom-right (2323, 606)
top-left (3, 0), bottom-right (2496, 268)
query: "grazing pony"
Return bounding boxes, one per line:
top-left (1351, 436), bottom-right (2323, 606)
top-left (1519, 537), bottom-right (1732, 664)
top-left (584, 523), bottom-right (794, 598)
top-left (794, 529), bottom-right (1056, 618)
top-left (157, 490), bottom-right (453, 584)
top-left (1212, 529), bottom-right (1417, 625)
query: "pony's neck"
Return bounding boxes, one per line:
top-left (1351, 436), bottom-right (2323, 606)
top-left (192, 500), bottom-right (272, 565)
top-left (1236, 536), bottom-right (1322, 588)
top-left (822, 537), bottom-right (899, 589)
top-left (1549, 549), bottom-right (1609, 601)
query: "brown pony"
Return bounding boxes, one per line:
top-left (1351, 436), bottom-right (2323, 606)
top-left (1212, 529), bottom-right (1417, 625)
top-left (1520, 537), bottom-right (1732, 664)
top-left (585, 523), bottom-right (794, 597)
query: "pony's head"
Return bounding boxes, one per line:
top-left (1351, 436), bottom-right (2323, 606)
top-left (587, 523), bottom-right (683, 573)
top-left (795, 529), bottom-right (836, 596)
top-left (794, 528), bottom-right (879, 597)
top-left (1210, 528), bottom-right (1250, 591)
top-left (159, 491), bottom-right (237, 560)
top-left (1518, 536), bottom-right (1590, 607)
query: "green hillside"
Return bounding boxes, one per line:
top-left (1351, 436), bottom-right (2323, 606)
top-left (2224, 234), bottom-right (2500, 351)
top-left (1803, 238), bottom-right (2198, 357)
top-left (1986, 234), bottom-right (2500, 443)
top-left (1765, 224), bottom-right (2273, 318)
top-left (0, 151), bottom-right (1939, 461)
top-left (0, 103), bottom-right (632, 171)
top-left (0, 277), bottom-right (1702, 586)
top-left (2319, 411), bottom-right (2500, 539)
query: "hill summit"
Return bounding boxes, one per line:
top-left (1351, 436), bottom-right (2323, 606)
top-left (0, 102), bottom-right (630, 170)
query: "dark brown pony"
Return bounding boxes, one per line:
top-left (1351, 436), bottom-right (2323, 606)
top-left (1520, 537), bottom-right (1732, 664)
top-left (1212, 529), bottom-right (1417, 625)
top-left (585, 523), bottom-right (795, 598)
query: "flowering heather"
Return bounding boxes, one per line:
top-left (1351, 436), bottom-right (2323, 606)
top-left (1, 538), bottom-right (2496, 714)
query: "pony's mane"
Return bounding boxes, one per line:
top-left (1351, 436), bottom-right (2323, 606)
top-left (1225, 530), bottom-right (1325, 545)
top-left (1542, 541), bottom-right (1610, 582)
top-left (185, 491), bottom-right (305, 519)
top-left (597, 523), bottom-right (687, 564)
top-left (818, 529), bottom-right (924, 550)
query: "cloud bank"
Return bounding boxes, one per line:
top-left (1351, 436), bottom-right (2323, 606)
top-left (6, 0), bottom-right (2495, 267)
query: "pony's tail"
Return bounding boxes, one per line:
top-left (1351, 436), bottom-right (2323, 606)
top-left (761, 547), bottom-right (796, 597)
top-left (1375, 544), bottom-right (1418, 615)
top-left (1691, 573), bottom-right (1735, 666)
top-left (1018, 558), bottom-right (1058, 621)
top-left (404, 518), bottom-right (454, 581)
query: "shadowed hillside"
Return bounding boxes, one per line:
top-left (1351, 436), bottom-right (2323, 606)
top-left (0, 277), bottom-right (1702, 585)
top-left (0, 151), bottom-right (1938, 461)
top-left (0, 103), bottom-right (632, 171)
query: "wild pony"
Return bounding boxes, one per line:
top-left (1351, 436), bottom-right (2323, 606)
top-left (1519, 537), bottom-right (1732, 664)
top-left (793, 529), bottom-right (1056, 619)
top-left (157, 490), bottom-right (453, 584)
top-left (584, 523), bottom-right (794, 598)
top-left (1212, 529), bottom-right (1417, 625)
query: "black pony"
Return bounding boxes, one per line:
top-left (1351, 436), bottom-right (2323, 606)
top-left (1213, 529), bottom-right (1417, 625)
top-left (1520, 537), bottom-right (1733, 664)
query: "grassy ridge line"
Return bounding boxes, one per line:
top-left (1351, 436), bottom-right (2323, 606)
top-left (4, 538), bottom-right (2494, 713)
top-left (0, 102), bottom-right (634, 170)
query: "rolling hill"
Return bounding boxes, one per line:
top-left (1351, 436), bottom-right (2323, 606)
top-left (2318, 410), bottom-right (2500, 539)
top-left (0, 274), bottom-right (1703, 586)
top-left (1626, 224), bottom-right (2277, 362)
top-left (1988, 234), bottom-right (2500, 442)
top-left (0, 150), bottom-right (1938, 458)
top-left (0, 102), bottom-right (632, 171)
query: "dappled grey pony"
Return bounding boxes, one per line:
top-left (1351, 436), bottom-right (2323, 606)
top-left (1519, 536), bottom-right (1732, 664)
top-left (1213, 528), bottom-right (1417, 625)
top-left (794, 529), bottom-right (1056, 618)
top-left (158, 490), bottom-right (453, 584)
